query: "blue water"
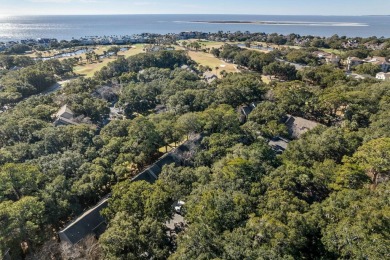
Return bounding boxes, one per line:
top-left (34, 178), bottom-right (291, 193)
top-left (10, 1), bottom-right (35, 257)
top-left (0, 14), bottom-right (389, 42)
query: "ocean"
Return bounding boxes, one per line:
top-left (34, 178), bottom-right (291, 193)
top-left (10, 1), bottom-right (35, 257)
top-left (0, 14), bottom-right (389, 42)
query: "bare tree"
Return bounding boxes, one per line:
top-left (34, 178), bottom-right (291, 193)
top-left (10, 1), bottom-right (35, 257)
top-left (28, 235), bottom-right (103, 260)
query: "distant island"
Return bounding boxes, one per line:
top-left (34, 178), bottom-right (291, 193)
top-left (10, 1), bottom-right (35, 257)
top-left (190, 20), bottom-right (368, 26)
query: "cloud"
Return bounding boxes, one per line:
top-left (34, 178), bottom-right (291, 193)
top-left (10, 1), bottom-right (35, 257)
top-left (133, 2), bottom-right (155, 6)
top-left (28, 0), bottom-right (73, 2)
top-left (28, 0), bottom-right (108, 3)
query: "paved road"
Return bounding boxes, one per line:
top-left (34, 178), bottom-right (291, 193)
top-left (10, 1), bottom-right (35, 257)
top-left (42, 79), bottom-right (73, 95)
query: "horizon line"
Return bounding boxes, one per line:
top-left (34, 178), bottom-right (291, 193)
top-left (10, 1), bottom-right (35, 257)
top-left (0, 13), bottom-right (389, 17)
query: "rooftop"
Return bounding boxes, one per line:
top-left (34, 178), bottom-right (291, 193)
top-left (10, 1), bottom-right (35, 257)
top-left (285, 115), bottom-right (321, 139)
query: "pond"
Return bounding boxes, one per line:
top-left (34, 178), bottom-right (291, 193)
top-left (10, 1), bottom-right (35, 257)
top-left (237, 43), bottom-right (273, 51)
top-left (36, 48), bottom-right (90, 61)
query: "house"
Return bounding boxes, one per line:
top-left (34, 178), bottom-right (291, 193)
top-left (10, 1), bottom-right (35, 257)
top-left (181, 65), bottom-right (189, 70)
top-left (347, 73), bottom-right (371, 80)
top-left (268, 137), bottom-right (290, 154)
top-left (109, 37), bottom-right (125, 45)
top-left (376, 72), bottom-right (390, 81)
top-left (58, 197), bottom-right (109, 244)
top-left (265, 115), bottom-right (318, 153)
top-left (342, 40), bottom-right (359, 49)
top-left (203, 72), bottom-right (218, 83)
top-left (154, 104), bottom-right (167, 114)
top-left (21, 39), bottom-right (37, 45)
top-left (325, 54), bottom-right (341, 66)
top-left (132, 153), bottom-right (177, 183)
top-left (364, 42), bottom-right (386, 50)
top-left (313, 51), bottom-right (340, 66)
top-left (238, 103), bottom-right (257, 123)
top-left (53, 105), bottom-right (79, 126)
top-left (313, 51), bottom-right (330, 59)
top-left (80, 38), bottom-right (95, 45)
top-left (37, 38), bottom-right (57, 46)
top-left (177, 31), bottom-right (208, 41)
top-left (346, 56), bottom-right (364, 71)
top-left (363, 56), bottom-right (390, 72)
top-left (285, 115), bottom-right (321, 139)
top-left (57, 135), bottom-right (203, 245)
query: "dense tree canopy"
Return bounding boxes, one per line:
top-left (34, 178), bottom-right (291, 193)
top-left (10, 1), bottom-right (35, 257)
top-left (0, 46), bottom-right (389, 259)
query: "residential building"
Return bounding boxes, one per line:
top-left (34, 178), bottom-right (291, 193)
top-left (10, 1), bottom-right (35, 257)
top-left (325, 54), bottom-right (341, 65)
top-left (58, 197), bottom-right (109, 244)
top-left (346, 56), bottom-right (364, 71)
top-left (53, 105), bottom-right (79, 126)
top-left (58, 135), bottom-right (203, 245)
top-left (364, 56), bottom-right (390, 72)
top-left (285, 115), bottom-right (321, 139)
top-left (376, 72), bottom-right (390, 81)
top-left (313, 51), bottom-right (341, 66)
top-left (238, 103), bottom-right (257, 123)
top-left (203, 72), bottom-right (218, 83)
top-left (268, 137), bottom-right (290, 154)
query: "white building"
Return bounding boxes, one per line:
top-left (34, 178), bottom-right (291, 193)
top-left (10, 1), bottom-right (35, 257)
top-left (376, 72), bottom-right (390, 81)
top-left (364, 56), bottom-right (390, 72)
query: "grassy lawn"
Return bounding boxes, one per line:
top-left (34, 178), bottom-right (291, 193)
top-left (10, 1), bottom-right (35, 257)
top-left (186, 50), bottom-right (238, 77)
top-left (158, 139), bottom-right (186, 153)
top-left (319, 48), bottom-right (344, 55)
top-left (74, 44), bottom-right (144, 77)
top-left (74, 58), bottom-right (114, 77)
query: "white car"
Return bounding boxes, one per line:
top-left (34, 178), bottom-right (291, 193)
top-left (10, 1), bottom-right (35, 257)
top-left (174, 201), bottom-right (186, 214)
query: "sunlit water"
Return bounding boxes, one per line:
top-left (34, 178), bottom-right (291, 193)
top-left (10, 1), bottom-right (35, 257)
top-left (0, 14), bottom-right (389, 42)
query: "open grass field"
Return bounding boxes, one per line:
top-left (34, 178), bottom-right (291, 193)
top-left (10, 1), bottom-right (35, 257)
top-left (188, 50), bottom-right (239, 77)
top-left (74, 44), bottom-right (144, 77)
top-left (73, 58), bottom-right (113, 78)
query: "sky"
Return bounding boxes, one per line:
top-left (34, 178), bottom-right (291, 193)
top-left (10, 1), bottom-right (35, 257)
top-left (0, 0), bottom-right (389, 16)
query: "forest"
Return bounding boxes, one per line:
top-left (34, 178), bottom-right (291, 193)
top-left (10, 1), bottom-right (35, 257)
top-left (0, 43), bottom-right (389, 259)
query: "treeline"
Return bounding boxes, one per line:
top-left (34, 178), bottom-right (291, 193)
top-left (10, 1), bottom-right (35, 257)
top-left (210, 31), bottom-right (390, 51)
top-left (94, 50), bottom-right (191, 81)
top-left (0, 49), bottom-right (389, 259)
top-left (0, 58), bottom-right (77, 105)
top-left (99, 70), bottom-right (390, 259)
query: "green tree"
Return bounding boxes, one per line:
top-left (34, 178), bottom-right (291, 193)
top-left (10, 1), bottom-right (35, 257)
top-left (0, 163), bottom-right (45, 201)
top-left (215, 73), bottom-right (264, 107)
top-left (312, 184), bottom-right (390, 259)
top-left (0, 197), bottom-right (45, 257)
top-left (263, 62), bottom-right (297, 81)
top-left (100, 213), bottom-right (171, 259)
top-left (355, 62), bottom-right (382, 76)
top-left (351, 138), bottom-right (390, 187)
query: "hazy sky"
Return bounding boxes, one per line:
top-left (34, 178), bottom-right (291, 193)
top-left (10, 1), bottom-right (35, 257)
top-left (0, 0), bottom-right (389, 16)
